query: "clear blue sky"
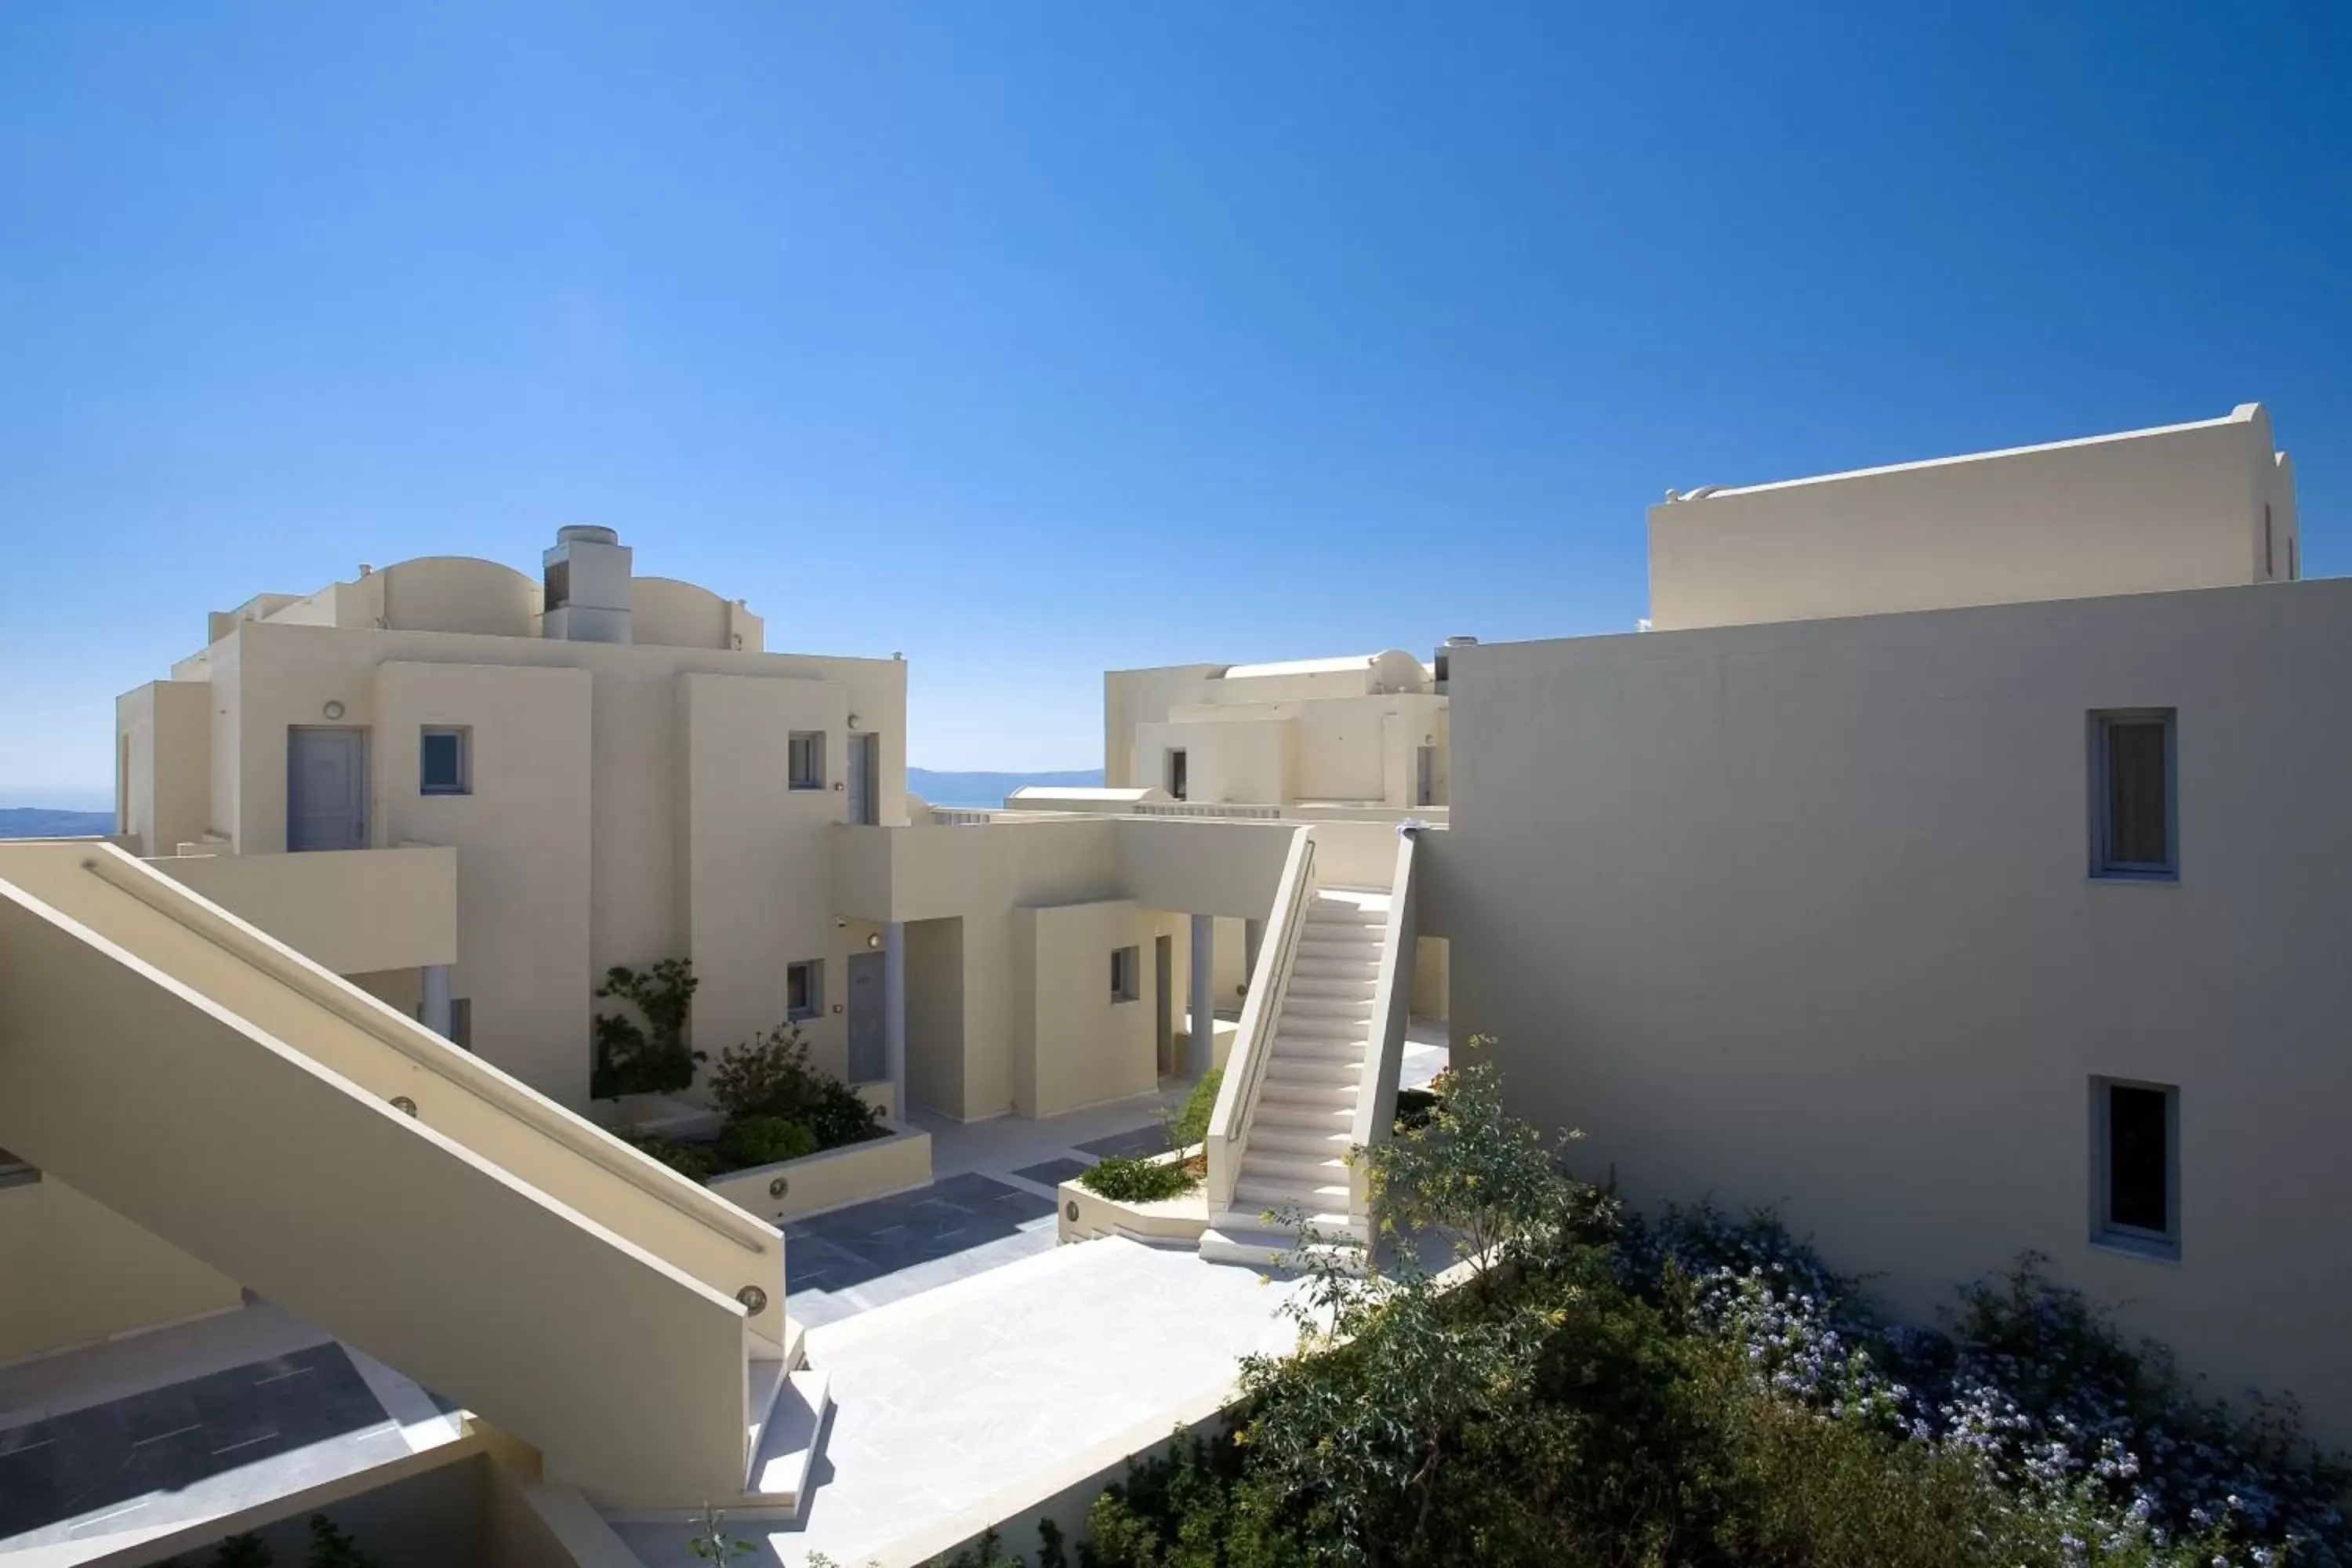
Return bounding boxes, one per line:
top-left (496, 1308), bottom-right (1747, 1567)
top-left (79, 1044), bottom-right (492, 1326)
top-left (4, 2), bottom-right (2347, 805)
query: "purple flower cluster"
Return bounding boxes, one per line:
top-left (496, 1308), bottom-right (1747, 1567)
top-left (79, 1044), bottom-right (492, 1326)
top-left (1617, 1207), bottom-right (2347, 1568)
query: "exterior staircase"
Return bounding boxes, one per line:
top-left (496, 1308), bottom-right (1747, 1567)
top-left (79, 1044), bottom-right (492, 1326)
top-left (1200, 887), bottom-right (1395, 1269)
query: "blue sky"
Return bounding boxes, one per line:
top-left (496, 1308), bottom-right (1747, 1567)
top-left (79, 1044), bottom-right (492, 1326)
top-left (3, 2), bottom-right (2347, 804)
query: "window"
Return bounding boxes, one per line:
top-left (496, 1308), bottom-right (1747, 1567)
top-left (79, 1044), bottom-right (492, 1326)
top-left (2090, 710), bottom-right (2176, 880)
top-left (787, 960), bottom-right (823, 1022)
top-left (0, 1145), bottom-right (36, 1190)
top-left (1166, 748), bottom-right (1188, 801)
top-left (1110, 945), bottom-right (1141, 1004)
top-left (789, 731), bottom-right (826, 791)
top-left (420, 727), bottom-right (471, 796)
top-left (2092, 1078), bottom-right (2179, 1258)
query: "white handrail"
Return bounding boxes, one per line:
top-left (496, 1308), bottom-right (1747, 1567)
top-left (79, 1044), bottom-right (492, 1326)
top-left (78, 851), bottom-right (777, 1257)
top-left (1206, 826), bottom-right (1316, 1210)
top-left (1347, 826), bottom-right (1420, 1222)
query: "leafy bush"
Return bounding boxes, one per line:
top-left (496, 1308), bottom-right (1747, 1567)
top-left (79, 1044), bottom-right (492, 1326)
top-left (718, 1114), bottom-right (818, 1168)
top-left (1392, 1086), bottom-right (1440, 1132)
top-left (1162, 1068), bottom-right (1222, 1150)
top-left (708, 1025), bottom-right (884, 1152)
top-left (1079, 1154), bottom-right (1199, 1203)
top-left (617, 1130), bottom-right (717, 1182)
top-left (1066, 1044), bottom-right (2348, 1568)
top-left (591, 959), bottom-right (702, 1100)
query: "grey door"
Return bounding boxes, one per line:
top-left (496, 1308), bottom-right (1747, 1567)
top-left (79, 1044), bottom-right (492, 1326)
top-left (1416, 745), bottom-right (1437, 808)
top-left (846, 733), bottom-right (881, 826)
top-left (846, 951), bottom-right (886, 1083)
top-left (1155, 934), bottom-right (1174, 1076)
top-left (288, 727), bottom-right (368, 851)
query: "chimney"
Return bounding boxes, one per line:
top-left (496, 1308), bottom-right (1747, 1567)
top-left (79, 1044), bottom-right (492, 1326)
top-left (542, 525), bottom-right (633, 644)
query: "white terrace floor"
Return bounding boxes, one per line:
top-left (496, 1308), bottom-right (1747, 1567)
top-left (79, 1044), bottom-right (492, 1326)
top-left (617, 1018), bottom-right (1450, 1568)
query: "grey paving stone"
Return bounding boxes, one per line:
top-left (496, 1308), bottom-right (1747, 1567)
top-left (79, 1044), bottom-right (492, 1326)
top-left (1076, 1123), bottom-right (1169, 1160)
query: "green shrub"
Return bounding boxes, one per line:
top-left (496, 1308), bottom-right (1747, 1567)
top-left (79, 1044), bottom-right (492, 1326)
top-left (1392, 1086), bottom-right (1440, 1132)
top-left (617, 1130), bottom-right (717, 1182)
top-left (708, 1024), bottom-right (884, 1151)
top-left (718, 1115), bottom-right (818, 1168)
top-left (591, 959), bottom-right (702, 1100)
top-left (1162, 1069), bottom-right (1222, 1151)
top-left (804, 1079), bottom-right (885, 1149)
top-left (1080, 1154), bottom-right (1199, 1203)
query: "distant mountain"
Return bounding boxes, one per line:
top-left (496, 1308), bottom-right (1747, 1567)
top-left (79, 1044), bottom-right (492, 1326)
top-left (0, 808), bottom-right (114, 840)
top-left (908, 768), bottom-right (1104, 808)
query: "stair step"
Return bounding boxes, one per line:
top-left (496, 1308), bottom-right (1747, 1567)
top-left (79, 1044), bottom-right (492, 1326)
top-left (1253, 1102), bottom-right (1357, 1132)
top-left (1236, 1177), bottom-right (1352, 1209)
top-left (1297, 937), bottom-right (1382, 956)
top-left (1259, 1080), bottom-right (1358, 1109)
top-left (743, 1368), bottom-right (831, 1510)
top-left (1269, 1036), bottom-right (1364, 1064)
top-left (1250, 1126), bottom-right (1356, 1157)
top-left (1241, 1151), bottom-right (1351, 1186)
top-left (1290, 957), bottom-right (1380, 979)
top-left (1200, 1223), bottom-right (1369, 1272)
top-left (1265, 1058), bottom-right (1361, 1087)
top-left (1287, 976), bottom-right (1377, 997)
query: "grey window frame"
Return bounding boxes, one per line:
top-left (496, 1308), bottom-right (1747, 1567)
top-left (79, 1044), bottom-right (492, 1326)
top-left (419, 725), bottom-right (472, 797)
top-left (2089, 709), bottom-right (2177, 881)
top-left (1111, 945), bottom-right (1141, 1004)
top-left (789, 731), bottom-right (826, 792)
top-left (787, 960), bottom-right (824, 1022)
top-left (2090, 1076), bottom-right (2180, 1260)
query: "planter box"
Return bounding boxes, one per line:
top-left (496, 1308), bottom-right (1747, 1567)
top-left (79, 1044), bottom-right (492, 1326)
top-left (1056, 1144), bottom-right (1209, 1248)
top-left (586, 1093), bottom-right (723, 1141)
top-left (704, 1120), bottom-right (933, 1225)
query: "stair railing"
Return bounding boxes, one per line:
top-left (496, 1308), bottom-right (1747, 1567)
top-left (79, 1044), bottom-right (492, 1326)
top-left (1346, 825), bottom-right (1421, 1225)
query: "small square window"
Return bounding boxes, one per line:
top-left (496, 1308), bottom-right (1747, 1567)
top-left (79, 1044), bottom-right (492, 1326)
top-left (789, 731), bottom-right (826, 791)
top-left (1110, 945), bottom-right (1141, 1004)
top-left (420, 727), bottom-right (471, 796)
top-left (2089, 710), bottom-right (2175, 880)
top-left (787, 960), bottom-right (823, 1022)
top-left (2092, 1078), bottom-right (2179, 1258)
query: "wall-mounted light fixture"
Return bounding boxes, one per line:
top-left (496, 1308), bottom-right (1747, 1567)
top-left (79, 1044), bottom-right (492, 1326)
top-left (830, 1002), bottom-right (844, 1015)
top-left (847, 714), bottom-right (862, 730)
top-left (866, 932), bottom-right (882, 949)
top-left (323, 701), bottom-right (347, 720)
top-left (835, 916), bottom-right (848, 930)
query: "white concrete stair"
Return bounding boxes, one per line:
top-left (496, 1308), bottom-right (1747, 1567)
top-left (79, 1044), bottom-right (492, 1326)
top-left (1202, 885), bottom-right (1393, 1272)
top-left (739, 1357), bottom-right (833, 1517)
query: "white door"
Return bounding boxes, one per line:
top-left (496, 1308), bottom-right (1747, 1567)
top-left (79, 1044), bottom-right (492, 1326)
top-left (288, 727), bottom-right (368, 851)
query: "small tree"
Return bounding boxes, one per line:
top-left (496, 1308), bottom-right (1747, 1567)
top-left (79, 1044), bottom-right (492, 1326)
top-left (592, 958), bottom-right (701, 1100)
top-left (1363, 1035), bottom-right (1599, 1298)
top-left (686, 1504), bottom-right (754, 1562)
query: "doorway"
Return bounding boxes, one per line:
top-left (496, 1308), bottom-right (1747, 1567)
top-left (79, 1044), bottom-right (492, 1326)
top-left (846, 949), bottom-right (886, 1083)
top-left (846, 733), bottom-right (882, 826)
top-left (287, 727), bottom-right (368, 851)
top-left (1154, 933), bottom-right (1174, 1076)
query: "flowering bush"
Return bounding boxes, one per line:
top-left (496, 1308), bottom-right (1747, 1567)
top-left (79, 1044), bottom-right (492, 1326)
top-left (1619, 1204), bottom-right (2350, 1567)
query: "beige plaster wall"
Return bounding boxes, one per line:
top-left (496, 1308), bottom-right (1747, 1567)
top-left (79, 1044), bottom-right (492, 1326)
top-left (1440, 577), bottom-right (2352, 1443)
top-left (117, 681), bottom-right (212, 858)
top-left (1649, 404), bottom-right (2297, 631)
top-left (154, 845), bottom-right (457, 978)
top-left (1013, 899), bottom-right (1163, 1118)
top-left (0, 1177), bottom-right (244, 1366)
